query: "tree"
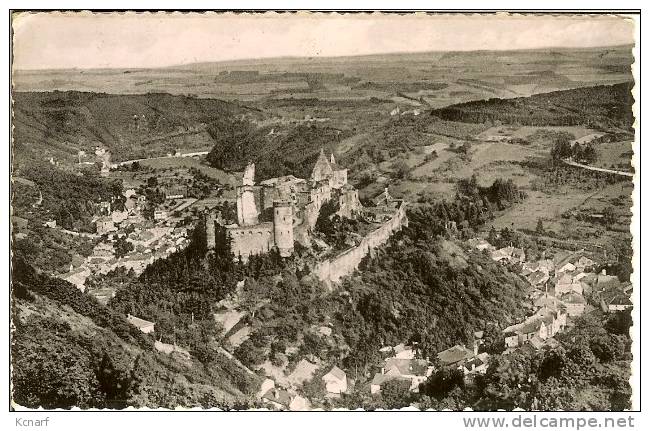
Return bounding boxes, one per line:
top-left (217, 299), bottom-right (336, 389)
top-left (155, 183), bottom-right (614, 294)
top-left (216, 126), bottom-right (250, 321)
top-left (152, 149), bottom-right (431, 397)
top-left (381, 379), bottom-right (413, 409)
top-left (96, 351), bottom-right (132, 409)
top-left (391, 159), bottom-right (410, 180)
top-left (551, 139), bottom-right (573, 162)
top-left (535, 218), bottom-right (545, 235)
top-left (421, 367), bottom-right (465, 399)
top-left (114, 235), bottom-right (134, 259)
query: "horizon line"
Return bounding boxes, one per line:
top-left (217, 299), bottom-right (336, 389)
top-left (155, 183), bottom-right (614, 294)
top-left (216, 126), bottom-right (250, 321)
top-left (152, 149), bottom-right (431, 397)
top-left (13, 42), bottom-right (635, 73)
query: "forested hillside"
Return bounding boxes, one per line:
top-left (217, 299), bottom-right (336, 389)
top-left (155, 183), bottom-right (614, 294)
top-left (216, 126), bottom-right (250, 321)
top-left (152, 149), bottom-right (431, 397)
top-left (431, 82), bottom-right (634, 130)
top-left (206, 119), bottom-right (351, 181)
top-left (11, 255), bottom-right (260, 409)
top-left (12, 91), bottom-right (254, 167)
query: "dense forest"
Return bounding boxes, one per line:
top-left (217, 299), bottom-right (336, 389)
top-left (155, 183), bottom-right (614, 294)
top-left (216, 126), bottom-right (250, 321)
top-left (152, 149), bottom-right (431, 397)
top-left (12, 91), bottom-right (253, 166)
top-left (206, 118), bottom-right (352, 180)
top-left (431, 83), bottom-right (635, 130)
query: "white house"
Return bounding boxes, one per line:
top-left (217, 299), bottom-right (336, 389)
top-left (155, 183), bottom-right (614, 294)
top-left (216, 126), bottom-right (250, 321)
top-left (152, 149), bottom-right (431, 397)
top-left (322, 366), bottom-right (347, 395)
top-left (560, 292), bottom-right (586, 317)
top-left (556, 262), bottom-right (576, 274)
top-left (126, 314), bottom-right (155, 334)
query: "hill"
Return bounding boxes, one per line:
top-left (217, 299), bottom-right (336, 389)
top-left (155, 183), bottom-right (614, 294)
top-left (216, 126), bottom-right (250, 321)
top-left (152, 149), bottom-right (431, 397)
top-left (11, 256), bottom-right (260, 409)
top-left (12, 91), bottom-right (256, 169)
top-left (430, 82), bottom-right (635, 130)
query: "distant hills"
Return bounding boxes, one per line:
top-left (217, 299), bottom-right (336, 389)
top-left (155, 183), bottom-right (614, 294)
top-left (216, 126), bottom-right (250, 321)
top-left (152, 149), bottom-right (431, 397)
top-left (431, 82), bottom-right (635, 131)
top-left (13, 45), bottom-right (633, 106)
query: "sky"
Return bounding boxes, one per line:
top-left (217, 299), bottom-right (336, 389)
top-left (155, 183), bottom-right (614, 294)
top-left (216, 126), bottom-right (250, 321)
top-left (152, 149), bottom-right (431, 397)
top-left (12, 12), bottom-right (636, 70)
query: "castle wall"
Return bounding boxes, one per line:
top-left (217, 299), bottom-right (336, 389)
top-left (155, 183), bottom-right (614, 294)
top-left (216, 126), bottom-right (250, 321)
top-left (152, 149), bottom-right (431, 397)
top-left (303, 201), bottom-right (321, 231)
top-left (315, 202), bottom-right (408, 286)
top-left (227, 222), bottom-right (274, 261)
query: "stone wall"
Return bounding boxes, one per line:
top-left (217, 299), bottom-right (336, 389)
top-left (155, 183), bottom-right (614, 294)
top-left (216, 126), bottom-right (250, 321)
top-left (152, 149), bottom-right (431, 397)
top-left (227, 222), bottom-right (274, 261)
top-left (315, 202), bottom-right (408, 286)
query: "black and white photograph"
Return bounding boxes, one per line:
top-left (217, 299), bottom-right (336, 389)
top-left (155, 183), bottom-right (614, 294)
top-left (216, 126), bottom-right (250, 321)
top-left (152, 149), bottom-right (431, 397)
top-left (6, 6), bottom-right (643, 424)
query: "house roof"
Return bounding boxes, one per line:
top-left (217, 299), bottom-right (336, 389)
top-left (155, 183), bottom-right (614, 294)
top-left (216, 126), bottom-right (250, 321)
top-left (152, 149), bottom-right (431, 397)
top-left (529, 335), bottom-right (545, 350)
top-left (384, 358), bottom-right (428, 376)
top-left (262, 388), bottom-right (291, 407)
top-left (437, 345), bottom-right (474, 365)
top-left (560, 292), bottom-right (586, 304)
top-left (528, 271), bottom-right (550, 286)
top-left (608, 294), bottom-right (632, 306)
top-left (576, 256), bottom-right (596, 267)
top-left (127, 314), bottom-right (155, 329)
top-left (520, 318), bottom-right (544, 335)
top-left (289, 359), bottom-right (319, 386)
top-left (464, 356), bottom-right (486, 370)
top-left (371, 373), bottom-right (411, 387)
top-left (323, 366), bottom-right (346, 382)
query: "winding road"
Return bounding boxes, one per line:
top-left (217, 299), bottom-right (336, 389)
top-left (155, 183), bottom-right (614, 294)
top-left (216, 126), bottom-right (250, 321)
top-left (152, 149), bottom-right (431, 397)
top-left (563, 159), bottom-right (634, 178)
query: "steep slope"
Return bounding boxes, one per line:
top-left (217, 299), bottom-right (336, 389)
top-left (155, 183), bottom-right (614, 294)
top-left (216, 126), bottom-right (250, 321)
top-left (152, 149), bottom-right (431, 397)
top-left (11, 257), bottom-right (260, 409)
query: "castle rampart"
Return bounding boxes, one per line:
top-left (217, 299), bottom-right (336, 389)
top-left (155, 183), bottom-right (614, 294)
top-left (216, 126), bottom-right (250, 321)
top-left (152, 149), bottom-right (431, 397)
top-left (314, 201), bottom-right (408, 286)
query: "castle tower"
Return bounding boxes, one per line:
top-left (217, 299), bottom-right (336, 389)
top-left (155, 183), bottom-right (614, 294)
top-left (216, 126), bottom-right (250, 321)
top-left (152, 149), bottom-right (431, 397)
top-left (205, 212), bottom-right (216, 249)
top-left (237, 186), bottom-right (259, 226)
top-left (236, 162), bottom-right (259, 226)
top-left (273, 200), bottom-right (294, 257)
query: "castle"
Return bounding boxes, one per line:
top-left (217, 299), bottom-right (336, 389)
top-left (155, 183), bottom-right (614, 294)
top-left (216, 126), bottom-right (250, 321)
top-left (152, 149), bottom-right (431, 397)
top-left (206, 149), bottom-right (362, 261)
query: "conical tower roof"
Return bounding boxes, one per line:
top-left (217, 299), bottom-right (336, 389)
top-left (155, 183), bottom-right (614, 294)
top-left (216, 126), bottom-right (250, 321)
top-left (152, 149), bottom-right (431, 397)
top-left (311, 148), bottom-right (333, 181)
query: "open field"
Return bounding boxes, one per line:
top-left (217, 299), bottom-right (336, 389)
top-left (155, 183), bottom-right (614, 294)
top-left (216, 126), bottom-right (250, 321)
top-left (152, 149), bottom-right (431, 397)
top-left (15, 45), bottom-right (633, 106)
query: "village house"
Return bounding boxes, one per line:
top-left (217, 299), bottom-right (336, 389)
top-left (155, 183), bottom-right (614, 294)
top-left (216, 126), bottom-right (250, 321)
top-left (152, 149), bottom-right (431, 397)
top-left (391, 343), bottom-right (416, 359)
top-left (575, 256), bottom-right (596, 271)
top-left (322, 366), bottom-right (347, 395)
top-left (491, 246), bottom-right (525, 264)
top-left (382, 358), bottom-right (430, 392)
top-left (437, 344), bottom-right (477, 369)
top-left (289, 394), bottom-right (311, 411)
top-left (96, 216), bottom-right (117, 235)
top-left (504, 331), bottom-right (520, 349)
top-left (463, 352), bottom-right (490, 376)
top-left (604, 295), bottom-right (633, 313)
top-left (468, 238), bottom-right (494, 252)
top-left (556, 261), bottom-right (576, 275)
top-left (371, 373), bottom-right (410, 395)
top-left (261, 388), bottom-right (292, 410)
top-left (526, 271), bottom-right (550, 287)
top-left (559, 292), bottom-right (587, 317)
top-left (126, 314), bottom-right (155, 334)
top-left (554, 273), bottom-right (583, 296)
top-left (519, 318), bottom-right (548, 343)
top-left (534, 307), bottom-right (567, 336)
top-left (43, 219), bottom-right (57, 228)
top-left (600, 287), bottom-right (633, 313)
